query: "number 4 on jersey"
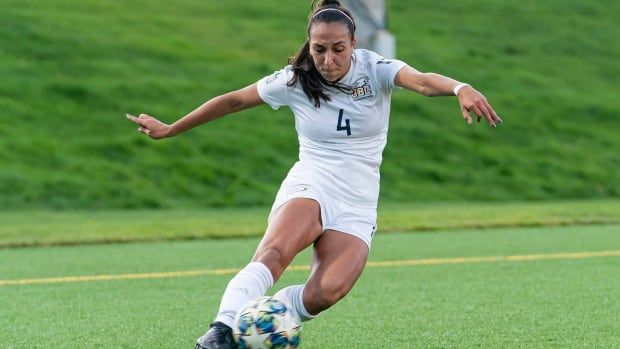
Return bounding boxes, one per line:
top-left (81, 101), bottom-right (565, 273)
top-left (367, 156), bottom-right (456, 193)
top-left (337, 109), bottom-right (352, 136)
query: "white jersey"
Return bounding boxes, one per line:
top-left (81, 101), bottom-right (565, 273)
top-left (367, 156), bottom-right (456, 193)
top-left (257, 49), bottom-right (406, 208)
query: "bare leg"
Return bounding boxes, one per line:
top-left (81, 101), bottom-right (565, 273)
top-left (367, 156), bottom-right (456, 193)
top-left (252, 198), bottom-right (324, 281)
top-left (303, 230), bottom-right (369, 315)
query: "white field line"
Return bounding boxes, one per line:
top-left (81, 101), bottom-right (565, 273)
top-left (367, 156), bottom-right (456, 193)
top-left (1, 250), bottom-right (619, 287)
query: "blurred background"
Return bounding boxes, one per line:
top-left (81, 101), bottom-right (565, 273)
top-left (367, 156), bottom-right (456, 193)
top-left (1, 0), bottom-right (618, 210)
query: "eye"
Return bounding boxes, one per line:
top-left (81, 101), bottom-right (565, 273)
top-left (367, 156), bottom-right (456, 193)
top-left (314, 47), bottom-right (325, 53)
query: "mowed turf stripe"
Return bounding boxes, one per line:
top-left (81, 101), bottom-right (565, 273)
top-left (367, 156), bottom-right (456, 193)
top-left (2, 250), bottom-right (619, 286)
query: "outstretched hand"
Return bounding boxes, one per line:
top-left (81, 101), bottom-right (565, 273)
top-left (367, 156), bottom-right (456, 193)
top-left (125, 113), bottom-right (172, 139)
top-left (457, 86), bottom-right (502, 128)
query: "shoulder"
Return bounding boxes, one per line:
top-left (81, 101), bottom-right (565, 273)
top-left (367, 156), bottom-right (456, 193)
top-left (355, 49), bottom-right (404, 68)
top-left (262, 65), bottom-right (293, 84)
top-left (353, 50), bottom-right (407, 91)
top-left (257, 65), bottom-right (295, 109)
top-left (354, 49), bottom-right (388, 65)
top-left (354, 49), bottom-right (401, 79)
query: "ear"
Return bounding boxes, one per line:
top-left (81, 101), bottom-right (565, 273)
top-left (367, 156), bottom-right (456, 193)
top-left (351, 37), bottom-right (357, 48)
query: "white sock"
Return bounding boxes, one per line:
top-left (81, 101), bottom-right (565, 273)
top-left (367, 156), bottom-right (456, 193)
top-left (273, 284), bottom-right (319, 322)
top-left (214, 262), bottom-right (274, 327)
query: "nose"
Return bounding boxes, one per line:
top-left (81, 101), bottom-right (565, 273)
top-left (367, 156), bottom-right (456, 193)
top-left (325, 50), bottom-right (334, 66)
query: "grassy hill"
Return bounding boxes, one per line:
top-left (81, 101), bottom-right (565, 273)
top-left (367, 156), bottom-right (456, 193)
top-left (1, 0), bottom-right (618, 209)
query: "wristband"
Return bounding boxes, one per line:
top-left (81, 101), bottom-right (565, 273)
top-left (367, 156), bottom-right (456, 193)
top-left (453, 83), bottom-right (470, 96)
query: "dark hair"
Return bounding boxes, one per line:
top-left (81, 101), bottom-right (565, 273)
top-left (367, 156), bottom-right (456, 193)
top-left (287, 0), bottom-right (356, 108)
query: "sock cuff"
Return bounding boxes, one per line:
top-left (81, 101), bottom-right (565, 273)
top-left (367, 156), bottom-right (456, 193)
top-left (214, 262), bottom-right (275, 327)
top-left (296, 284), bottom-right (319, 321)
top-left (246, 261), bottom-right (274, 290)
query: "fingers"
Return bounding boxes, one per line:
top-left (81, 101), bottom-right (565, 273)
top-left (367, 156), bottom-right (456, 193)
top-left (125, 113), bottom-right (147, 127)
top-left (463, 101), bottom-right (502, 128)
top-left (127, 113), bottom-right (154, 136)
top-left (478, 103), bottom-right (496, 128)
top-left (488, 104), bottom-right (503, 124)
top-left (480, 101), bottom-right (503, 127)
top-left (461, 106), bottom-right (473, 124)
top-left (458, 87), bottom-right (502, 128)
top-left (125, 113), bottom-right (140, 124)
top-left (462, 105), bottom-right (488, 126)
top-left (138, 126), bottom-right (151, 136)
top-left (125, 113), bottom-right (152, 126)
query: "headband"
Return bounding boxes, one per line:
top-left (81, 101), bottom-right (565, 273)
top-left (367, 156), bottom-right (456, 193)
top-left (311, 8), bottom-right (355, 26)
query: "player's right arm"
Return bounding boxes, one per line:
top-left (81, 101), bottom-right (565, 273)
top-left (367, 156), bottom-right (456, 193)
top-left (126, 83), bottom-right (264, 139)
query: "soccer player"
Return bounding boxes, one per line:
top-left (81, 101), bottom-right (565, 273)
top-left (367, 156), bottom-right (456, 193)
top-left (126, 1), bottom-right (501, 348)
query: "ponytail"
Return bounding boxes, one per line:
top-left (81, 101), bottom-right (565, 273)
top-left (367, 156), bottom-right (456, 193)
top-left (287, 0), bottom-right (356, 108)
top-left (311, 0), bottom-right (344, 13)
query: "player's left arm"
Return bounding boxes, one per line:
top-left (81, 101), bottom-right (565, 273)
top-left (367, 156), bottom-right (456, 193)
top-left (394, 65), bottom-right (502, 127)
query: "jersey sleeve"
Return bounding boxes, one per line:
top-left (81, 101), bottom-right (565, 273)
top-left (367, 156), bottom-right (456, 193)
top-left (373, 57), bottom-right (407, 93)
top-left (256, 66), bottom-right (291, 110)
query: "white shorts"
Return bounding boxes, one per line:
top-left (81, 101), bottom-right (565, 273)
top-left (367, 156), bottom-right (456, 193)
top-left (268, 179), bottom-right (377, 248)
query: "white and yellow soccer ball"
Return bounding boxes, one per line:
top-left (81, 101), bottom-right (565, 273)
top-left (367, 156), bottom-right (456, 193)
top-left (232, 296), bottom-right (302, 349)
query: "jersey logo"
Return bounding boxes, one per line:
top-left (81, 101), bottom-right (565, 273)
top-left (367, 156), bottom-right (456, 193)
top-left (377, 58), bottom-right (393, 65)
top-left (265, 71), bottom-right (281, 84)
top-left (350, 76), bottom-right (374, 101)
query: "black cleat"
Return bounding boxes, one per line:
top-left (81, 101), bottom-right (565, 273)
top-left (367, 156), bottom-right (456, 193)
top-left (195, 322), bottom-right (235, 349)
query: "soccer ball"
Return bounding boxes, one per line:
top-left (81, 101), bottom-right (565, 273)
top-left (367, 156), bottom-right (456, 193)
top-left (232, 296), bottom-right (302, 349)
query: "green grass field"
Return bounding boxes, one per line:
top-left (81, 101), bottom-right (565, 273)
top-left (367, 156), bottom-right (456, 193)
top-left (1, 224), bottom-right (619, 348)
top-left (1, 200), bottom-right (618, 247)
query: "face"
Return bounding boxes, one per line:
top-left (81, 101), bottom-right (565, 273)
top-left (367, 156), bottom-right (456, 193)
top-left (309, 21), bottom-right (356, 82)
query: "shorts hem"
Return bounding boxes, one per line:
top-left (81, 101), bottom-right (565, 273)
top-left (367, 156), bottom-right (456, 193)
top-left (323, 225), bottom-right (372, 249)
top-left (268, 193), bottom-right (326, 230)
